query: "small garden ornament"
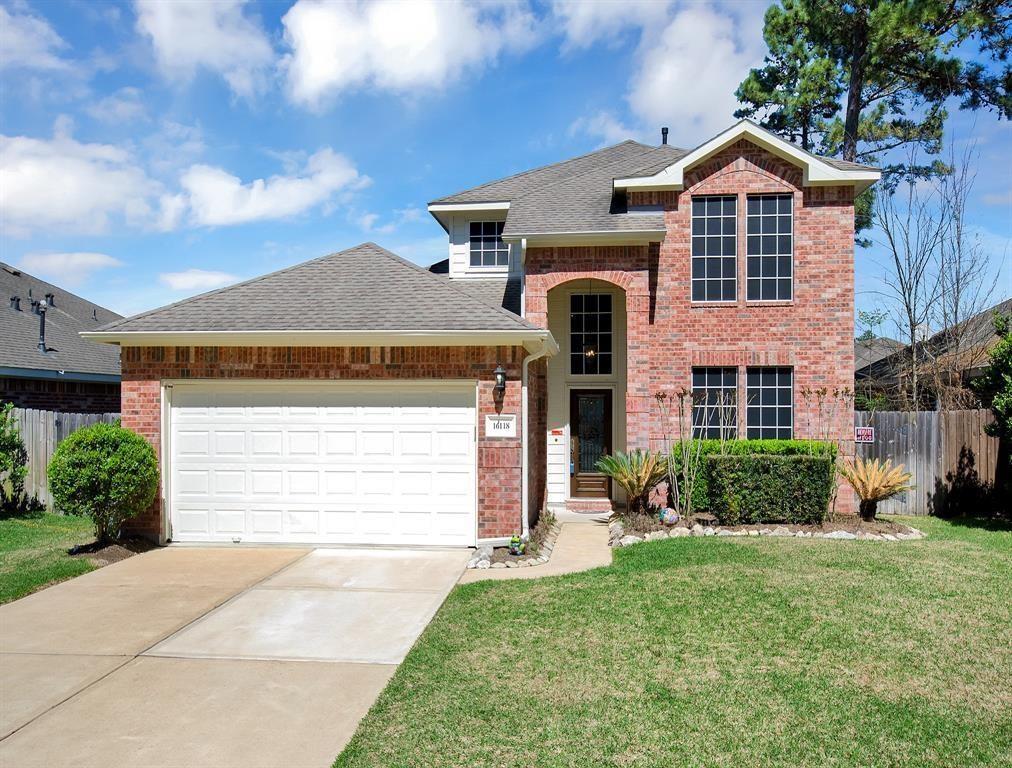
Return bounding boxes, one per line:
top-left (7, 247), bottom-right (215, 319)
top-left (659, 507), bottom-right (680, 525)
top-left (508, 534), bottom-right (526, 556)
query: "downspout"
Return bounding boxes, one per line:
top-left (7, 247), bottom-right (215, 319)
top-left (521, 341), bottom-right (550, 539)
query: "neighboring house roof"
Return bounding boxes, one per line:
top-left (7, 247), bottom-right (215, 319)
top-left (855, 337), bottom-right (904, 371)
top-left (86, 243), bottom-right (548, 346)
top-left (857, 296), bottom-right (1012, 381)
top-left (934, 296), bottom-right (1012, 351)
top-left (0, 263), bottom-right (121, 379)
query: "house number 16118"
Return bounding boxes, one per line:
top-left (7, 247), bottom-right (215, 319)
top-left (485, 414), bottom-right (517, 438)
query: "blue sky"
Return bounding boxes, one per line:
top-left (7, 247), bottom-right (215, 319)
top-left (1, 0), bottom-right (1008, 333)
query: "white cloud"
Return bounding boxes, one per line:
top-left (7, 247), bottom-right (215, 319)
top-left (281, 0), bottom-right (539, 108)
top-left (551, 0), bottom-right (671, 50)
top-left (142, 120), bottom-right (207, 176)
top-left (568, 3), bottom-right (766, 149)
top-left (356, 206), bottom-right (425, 234)
top-left (159, 269), bottom-right (240, 292)
top-left (627, 5), bottom-right (765, 145)
top-left (18, 252), bottom-right (124, 287)
top-left (134, 0), bottom-right (274, 98)
top-left (981, 190), bottom-right (1012, 206)
top-left (0, 121), bottom-right (162, 236)
top-left (180, 147), bottom-right (367, 227)
top-left (86, 86), bottom-right (148, 123)
top-left (0, 5), bottom-right (71, 72)
top-left (569, 111), bottom-right (640, 146)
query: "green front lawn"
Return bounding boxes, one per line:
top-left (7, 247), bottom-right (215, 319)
top-left (336, 517), bottom-right (1012, 768)
top-left (0, 514), bottom-right (96, 604)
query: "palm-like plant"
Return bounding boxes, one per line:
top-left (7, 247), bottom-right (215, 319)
top-left (596, 450), bottom-right (667, 518)
top-left (839, 457), bottom-right (913, 521)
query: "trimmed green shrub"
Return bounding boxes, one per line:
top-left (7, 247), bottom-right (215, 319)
top-left (707, 454), bottom-right (834, 525)
top-left (0, 403), bottom-right (44, 519)
top-left (666, 439), bottom-right (836, 512)
top-left (48, 423), bottom-right (158, 544)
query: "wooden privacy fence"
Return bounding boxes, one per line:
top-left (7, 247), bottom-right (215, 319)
top-left (12, 408), bottom-right (120, 510)
top-left (855, 409), bottom-right (1001, 515)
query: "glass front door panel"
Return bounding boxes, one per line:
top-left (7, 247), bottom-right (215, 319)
top-left (577, 394), bottom-right (606, 472)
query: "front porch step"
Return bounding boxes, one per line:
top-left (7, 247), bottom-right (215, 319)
top-left (565, 498), bottom-right (616, 514)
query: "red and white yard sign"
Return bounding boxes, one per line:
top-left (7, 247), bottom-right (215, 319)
top-left (855, 426), bottom-right (875, 444)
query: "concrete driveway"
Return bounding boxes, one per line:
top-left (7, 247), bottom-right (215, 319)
top-left (0, 545), bottom-right (467, 768)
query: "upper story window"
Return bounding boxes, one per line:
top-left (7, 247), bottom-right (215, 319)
top-left (692, 367), bottom-right (737, 439)
top-left (747, 195), bottom-right (793, 301)
top-left (691, 196), bottom-right (737, 302)
top-left (570, 293), bottom-right (612, 375)
top-left (746, 366), bottom-right (793, 439)
top-left (469, 221), bottom-right (509, 268)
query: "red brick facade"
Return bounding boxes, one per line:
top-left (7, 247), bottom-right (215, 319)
top-left (115, 139), bottom-right (860, 540)
top-left (527, 139), bottom-right (857, 512)
top-left (1, 377), bottom-right (121, 413)
top-left (119, 345), bottom-right (526, 541)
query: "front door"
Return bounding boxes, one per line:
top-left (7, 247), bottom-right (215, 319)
top-left (570, 390), bottom-right (612, 498)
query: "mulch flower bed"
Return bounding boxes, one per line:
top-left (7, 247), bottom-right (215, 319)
top-left (466, 514), bottom-right (561, 570)
top-left (68, 537), bottom-right (157, 566)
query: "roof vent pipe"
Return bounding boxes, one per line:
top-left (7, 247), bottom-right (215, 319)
top-left (10, 296), bottom-right (20, 311)
top-left (661, 127), bottom-right (669, 145)
top-left (37, 299), bottom-right (47, 353)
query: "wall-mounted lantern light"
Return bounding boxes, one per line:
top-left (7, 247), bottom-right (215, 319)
top-left (493, 363), bottom-right (507, 397)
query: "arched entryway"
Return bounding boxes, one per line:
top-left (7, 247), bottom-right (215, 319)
top-left (544, 278), bottom-right (628, 510)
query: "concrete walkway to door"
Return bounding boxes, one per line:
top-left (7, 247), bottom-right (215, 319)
top-left (0, 545), bottom-right (468, 768)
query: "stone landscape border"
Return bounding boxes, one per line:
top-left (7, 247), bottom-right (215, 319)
top-left (466, 519), bottom-right (563, 570)
top-left (609, 520), bottom-right (927, 547)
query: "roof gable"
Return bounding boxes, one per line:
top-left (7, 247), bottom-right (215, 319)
top-left (614, 120), bottom-right (880, 193)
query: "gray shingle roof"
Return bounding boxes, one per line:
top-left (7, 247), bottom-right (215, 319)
top-left (453, 279), bottom-right (522, 316)
top-left (854, 337), bottom-right (904, 371)
top-left (427, 261), bottom-right (521, 316)
top-left (96, 243), bottom-right (539, 334)
top-left (430, 141), bottom-right (661, 205)
top-left (0, 264), bottom-right (121, 376)
top-left (503, 145), bottom-right (685, 237)
top-left (433, 121), bottom-right (878, 238)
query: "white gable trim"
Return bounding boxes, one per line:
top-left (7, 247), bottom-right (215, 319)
top-left (614, 120), bottom-right (880, 192)
top-left (427, 201), bottom-right (511, 213)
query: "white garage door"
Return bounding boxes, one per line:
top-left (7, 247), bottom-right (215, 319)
top-left (168, 383), bottom-right (476, 546)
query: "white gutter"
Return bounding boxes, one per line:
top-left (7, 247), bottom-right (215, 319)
top-left (520, 333), bottom-right (559, 539)
top-left (81, 328), bottom-right (552, 350)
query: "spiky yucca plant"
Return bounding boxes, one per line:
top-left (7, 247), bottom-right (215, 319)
top-left (596, 450), bottom-right (667, 517)
top-left (839, 457), bottom-right (913, 521)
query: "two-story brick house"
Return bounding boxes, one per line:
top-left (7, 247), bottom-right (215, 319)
top-left (86, 120), bottom-right (879, 546)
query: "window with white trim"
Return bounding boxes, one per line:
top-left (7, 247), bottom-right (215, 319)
top-left (469, 221), bottom-right (509, 268)
top-left (570, 293), bottom-right (613, 375)
top-left (691, 195), bottom-right (737, 302)
top-left (691, 367), bottom-right (738, 439)
top-left (746, 367), bottom-right (793, 439)
top-left (746, 195), bottom-right (793, 301)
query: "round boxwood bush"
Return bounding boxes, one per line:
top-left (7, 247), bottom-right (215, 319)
top-left (48, 423), bottom-right (158, 544)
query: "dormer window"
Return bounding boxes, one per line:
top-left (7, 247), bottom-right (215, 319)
top-left (469, 221), bottom-right (509, 268)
